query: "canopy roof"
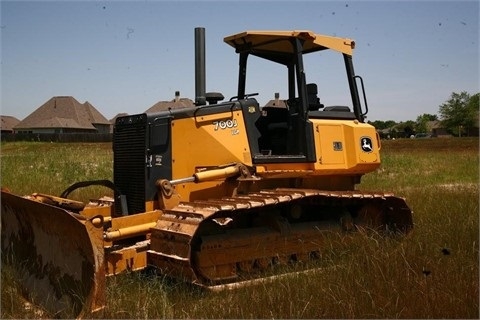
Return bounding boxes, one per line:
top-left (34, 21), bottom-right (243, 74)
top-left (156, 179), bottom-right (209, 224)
top-left (224, 30), bottom-right (355, 56)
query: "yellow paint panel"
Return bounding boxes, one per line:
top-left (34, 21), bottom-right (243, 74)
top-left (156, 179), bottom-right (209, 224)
top-left (316, 124), bottom-right (346, 165)
top-left (311, 119), bottom-right (381, 174)
top-left (171, 110), bottom-right (251, 200)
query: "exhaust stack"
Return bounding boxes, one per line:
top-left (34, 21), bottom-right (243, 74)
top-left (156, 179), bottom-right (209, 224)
top-left (195, 27), bottom-right (206, 106)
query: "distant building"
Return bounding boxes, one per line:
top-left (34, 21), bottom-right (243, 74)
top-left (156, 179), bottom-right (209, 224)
top-left (263, 93), bottom-right (288, 108)
top-left (427, 120), bottom-right (447, 137)
top-left (1, 115), bottom-right (21, 133)
top-left (145, 91), bottom-right (195, 113)
top-left (14, 96), bottom-right (110, 134)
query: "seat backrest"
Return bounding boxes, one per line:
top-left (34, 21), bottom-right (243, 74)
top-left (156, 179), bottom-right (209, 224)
top-left (306, 83), bottom-right (323, 111)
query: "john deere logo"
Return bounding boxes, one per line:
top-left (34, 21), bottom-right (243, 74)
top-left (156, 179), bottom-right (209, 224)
top-left (361, 137), bottom-right (373, 152)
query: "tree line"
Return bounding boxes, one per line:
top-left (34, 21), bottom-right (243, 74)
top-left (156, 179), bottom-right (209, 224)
top-left (368, 91), bottom-right (479, 138)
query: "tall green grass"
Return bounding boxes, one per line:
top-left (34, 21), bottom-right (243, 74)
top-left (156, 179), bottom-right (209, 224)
top-left (1, 138), bottom-right (478, 318)
top-left (1, 142), bottom-right (113, 200)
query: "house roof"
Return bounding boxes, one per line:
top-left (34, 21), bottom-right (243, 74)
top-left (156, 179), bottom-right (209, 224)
top-left (14, 96), bottom-right (110, 130)
top-left (145, 98), bottom-right (195, 113)
top-left (426, 120), bottom-right (442, 131)
top-left (263, 99), bottom-right (288, 108)
top-left (1, 115), bottom-right (21, 132)
top-left (83, 101), bottom-right (110, 125)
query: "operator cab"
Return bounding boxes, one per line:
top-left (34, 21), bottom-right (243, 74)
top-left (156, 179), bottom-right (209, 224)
top-left (223, 30), bottom-right (367, 163)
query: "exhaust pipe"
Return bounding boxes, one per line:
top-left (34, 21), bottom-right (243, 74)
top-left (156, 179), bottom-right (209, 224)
top-left (195, 27), bottom-right (206, 106)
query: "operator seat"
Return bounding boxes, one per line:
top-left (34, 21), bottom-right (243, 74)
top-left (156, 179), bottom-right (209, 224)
top-left (306, 83), bottom-right (324, 111)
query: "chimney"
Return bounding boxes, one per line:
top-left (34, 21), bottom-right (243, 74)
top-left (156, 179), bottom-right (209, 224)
top-left (175, 91), bottom-right (180, 102)
top-left (275, 92), bottom-right (280, 106)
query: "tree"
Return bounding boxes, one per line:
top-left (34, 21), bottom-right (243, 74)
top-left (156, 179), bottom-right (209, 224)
top-left (368, 120), bottom-right (397, 130)
top-left (466, 93), bottom-right (480, 136)
top-left (415, 113), bottom-right (438, 133)
top-left (395, 120), bottom-right (416, 138)
top-left (439, 91), bottom-right (479, 136)
top-left (367, 120), bottom-right (399, 139)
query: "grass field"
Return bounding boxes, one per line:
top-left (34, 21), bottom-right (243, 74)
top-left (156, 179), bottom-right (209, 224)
top-left (1, 138), bottom-right (478, 318)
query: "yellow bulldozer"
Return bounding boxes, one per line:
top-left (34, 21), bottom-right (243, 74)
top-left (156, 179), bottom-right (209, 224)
top-left (1, 28), bottom-right (413, 317)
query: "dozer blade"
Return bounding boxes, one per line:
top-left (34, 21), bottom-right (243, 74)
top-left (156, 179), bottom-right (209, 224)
top-left (1, 190), bottom-right (106, 318)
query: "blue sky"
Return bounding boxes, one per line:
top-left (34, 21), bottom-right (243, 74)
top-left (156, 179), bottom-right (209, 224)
top-left (1, 0), bottom-right (479, 122)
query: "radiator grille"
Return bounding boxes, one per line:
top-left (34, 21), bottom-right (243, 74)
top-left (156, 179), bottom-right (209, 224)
top-left (113, 116), bottom-right (147, 214)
